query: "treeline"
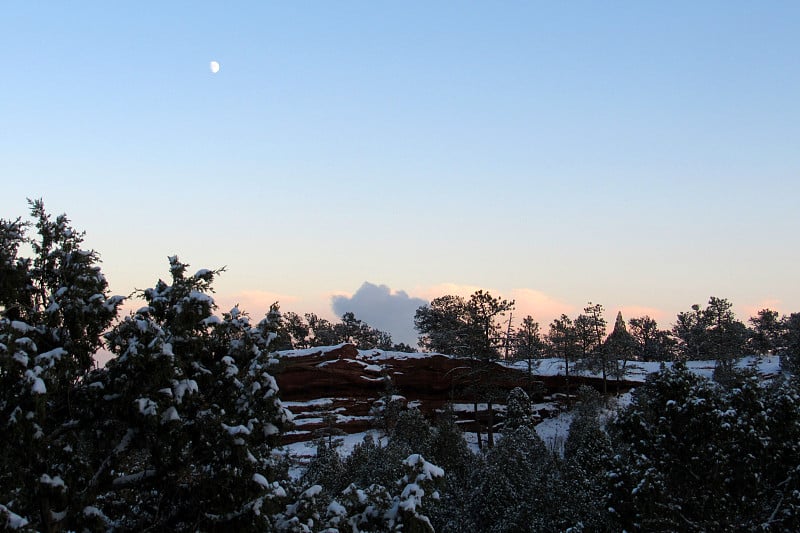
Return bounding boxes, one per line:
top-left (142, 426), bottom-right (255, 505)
top-left (414, 291), bottom-right (800, 389)
top-left (267, 309), bottom-right (414, 352)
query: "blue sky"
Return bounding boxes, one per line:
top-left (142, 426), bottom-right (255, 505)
top-left (2, 2), bottom-right (798, 344)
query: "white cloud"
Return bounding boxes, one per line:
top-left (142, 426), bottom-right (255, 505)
top-left (331, 282), bottom-right (428, 346)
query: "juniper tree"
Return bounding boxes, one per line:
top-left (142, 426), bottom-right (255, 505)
top-left (608, 363), bottom-right (800, 531)
top-left (85, 257), bottom-right (293, 530)
top-left (0, 201), bottom-right (123, 532)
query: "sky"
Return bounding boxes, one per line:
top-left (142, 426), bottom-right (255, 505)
top-left (2, 2), bottom-right (799, 346)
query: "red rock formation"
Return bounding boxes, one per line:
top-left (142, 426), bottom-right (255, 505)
top-left (274, 344), bottom-right (638, 443)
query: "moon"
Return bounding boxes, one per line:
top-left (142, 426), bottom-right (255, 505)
top-left (209, 60), bottom-right (220, 74)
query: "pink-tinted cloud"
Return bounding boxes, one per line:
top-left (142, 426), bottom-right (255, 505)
top-left (740, 298), bottom-right (784, 321)
top-left (615, 304), bottom-right (669, 323)
top-left (413, 283), bottom-right (486, 301)
top-left (214, 290), bottom-right (299, 317)
top-left (508, 288), bottom-right (576, 325)
top-left (410, 283), bottom-right (576, 328)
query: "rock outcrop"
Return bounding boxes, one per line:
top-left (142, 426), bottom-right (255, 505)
top-left (274, 344), bottom-right (638, 443)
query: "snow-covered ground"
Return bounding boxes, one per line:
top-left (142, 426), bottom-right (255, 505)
top-left (278, 354), bottom-right (784, 474)
top-left (505, 354), bottom-right (782, 383)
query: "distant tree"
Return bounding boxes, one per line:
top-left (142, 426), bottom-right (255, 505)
top-left (628, 315), bottom-right (676, 361)
top-left (414, 295), bottom-right (471, 355)
top-left (576, 303), bottom-right (609, 393)
top-left (390, 342), bottom-right (416, 353)
top-left (415, 291), bottom-right (514, 356)
top-left (748, 308), bottom-right (785, 356)
top-left (261, 301), bottom-right (294, 350)
top-left (463, 291), bottom-right (514, 448)
top-left (334, 311), bottom-right (364, 345)
top-left (414, 290), bottom-right (514, 448)
top-left (512, 315), bottom-right (545, 383)
top-left (465, 290), bottom-right (515, 360)
top-left (283, 311), bottom-right (310, 349)
top-left (604, 311), bottom-right (638, 393)
top-left (305, 312), bottom-right (339, 347)
top-left (547, 314), bottom-right (580, 407)
top-left (674, 297), bottom-right (749, 380)
top-left (281, 311), bottom-right (397, 350)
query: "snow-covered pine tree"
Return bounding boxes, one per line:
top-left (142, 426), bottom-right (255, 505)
top-left (469, 422), bottom-right (569, 532)
top-left (81, 257), bottom-right (292, 530)
top-left (607, 363), bottom-right (800, 530)
top-left (425, 406), bottom-right (476, 533)
top-left (303, 437), bottom-right (346, 496)
top-left (563, 386), bottom-right (614, 531)
top-left (782, 313), bottom-right (800, 374)
top-left (504, 387), bottom-right (535, 431)
top-left (0, 201), bottom-right (123, 532)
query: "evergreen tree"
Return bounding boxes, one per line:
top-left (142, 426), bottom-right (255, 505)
top-left (608, 363), bottom-right (799, 531)
top-left (628, 315), bottom-right (676, 361)
top-left (576, 302), bottom-right (609, 393)
top-left (283, 311), bottom-right (311, 349)
top-left (547, 314), bottom-right (580, 407)
top-left (415, 290), bottom-right (514, 448)
top-left (604, 311), bottom-right (638, 393)
top-left (748, 308), bottom-right (785, 356)
top-left (0, 201), bottom-right (123, 532)
top-left (305, 313), bottom-right (339, 347)
top-left (783, 313), bottom-right (800, 374)
top-left (388, 408), bottom-right (435, 459)
top-left (414, 295), bottom-right (472, 355)
top-left (512, 315), bottom-right (544, 384)
top-left (303, 438), bottom-right (346, 496)
top-left (469, 424), bottom-right (569, 532)
top-left (86, 257), bottom-right (292, 530)
top-left (674, 297), bottom-right (749, 380)
top-left (504, 387), bottom-right (535, 431)
top-left (563, 386), bottom-right (614, 531)
top-left (427, 405), bottom-right (477, 533)
top-left (342, 433), bottom-right (393, 488)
